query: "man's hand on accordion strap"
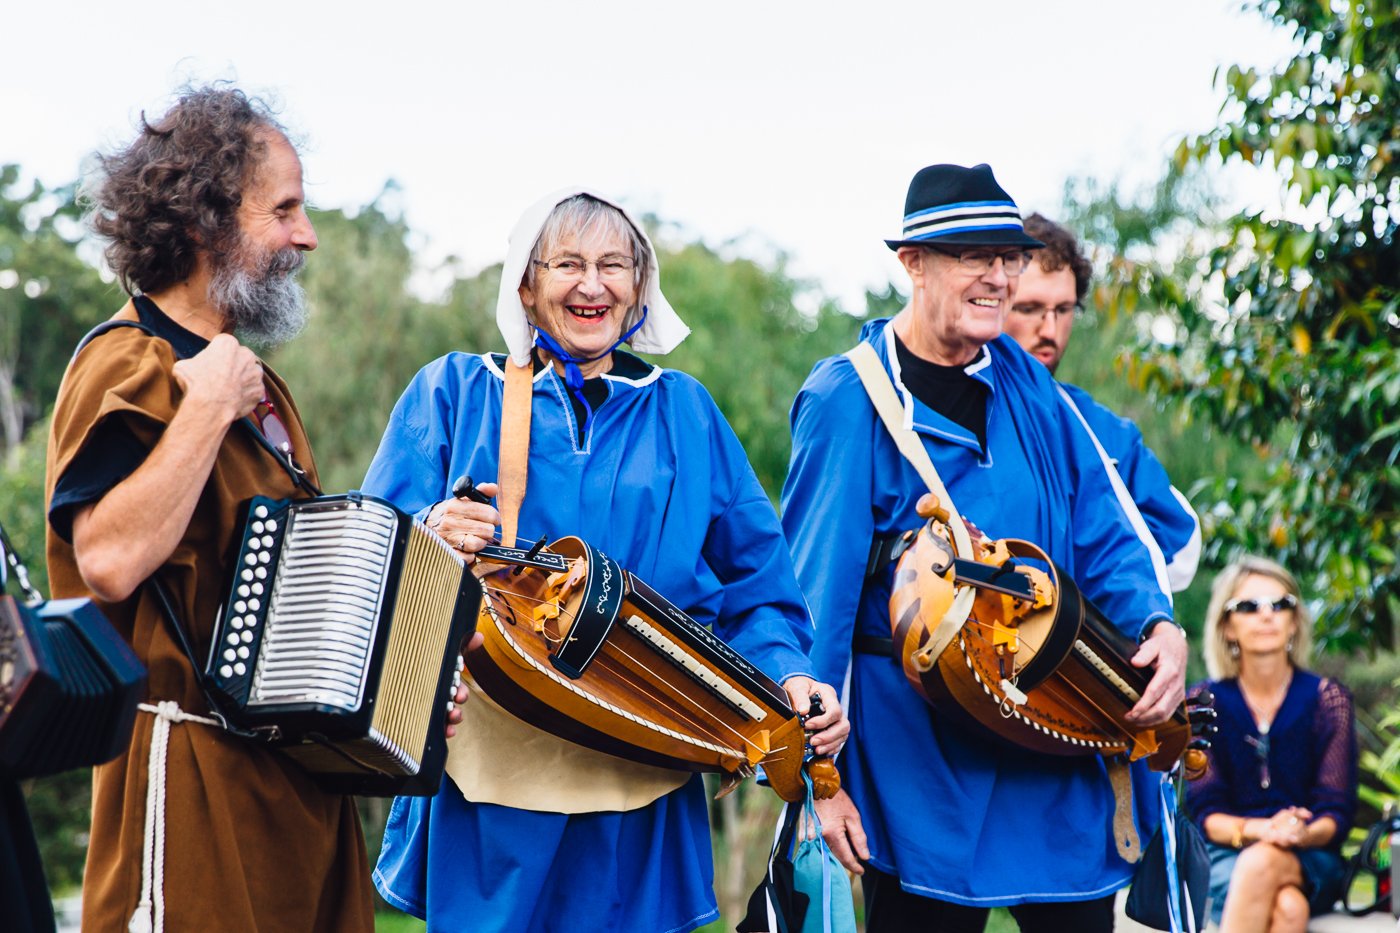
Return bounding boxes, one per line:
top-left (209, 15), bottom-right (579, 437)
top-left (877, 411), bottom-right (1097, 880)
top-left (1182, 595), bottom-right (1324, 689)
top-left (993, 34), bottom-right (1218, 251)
top-left (781, 676), bottom-right (849, 758)
top-left (1126, 620), bottom-right (1188, 727)
top-left (445, 632), bottom-right (485, 738)
top-left (427, 482), bottom-right (500, 561)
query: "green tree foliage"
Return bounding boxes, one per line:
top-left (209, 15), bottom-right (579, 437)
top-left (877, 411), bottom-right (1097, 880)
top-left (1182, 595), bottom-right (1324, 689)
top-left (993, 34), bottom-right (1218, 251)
top-left (1138, 0), bottom-right (1400, 651)
top-left (0, 166), bottom-right (114, 457)
top-left (642, 234), bottom-right (864, 498)
top-left (267, 189), bottom-right (498, 493)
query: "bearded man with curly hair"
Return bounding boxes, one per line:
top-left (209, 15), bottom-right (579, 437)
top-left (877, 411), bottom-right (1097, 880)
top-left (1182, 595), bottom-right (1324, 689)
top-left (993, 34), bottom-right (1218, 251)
top-left (43, 85), bottom-right (374, 932)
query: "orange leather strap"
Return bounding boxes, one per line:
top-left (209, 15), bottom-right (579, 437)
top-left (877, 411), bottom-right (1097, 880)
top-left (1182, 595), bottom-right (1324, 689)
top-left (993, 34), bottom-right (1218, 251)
top-left (497, 355), bottom-right (534, 548)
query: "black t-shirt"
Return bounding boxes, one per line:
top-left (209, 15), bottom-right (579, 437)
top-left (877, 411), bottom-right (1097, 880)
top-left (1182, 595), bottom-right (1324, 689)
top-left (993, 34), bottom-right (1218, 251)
top-left (892, 333), bottom-right (989, 452)
top-left (48, 297), bottom-right (209, 543)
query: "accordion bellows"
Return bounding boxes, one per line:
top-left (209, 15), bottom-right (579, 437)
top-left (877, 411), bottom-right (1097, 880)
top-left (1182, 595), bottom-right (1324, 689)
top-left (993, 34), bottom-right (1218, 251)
top-left (0, 596), bottom-right (146, 779)
top-left (207, 494), bottom-right (480, 796)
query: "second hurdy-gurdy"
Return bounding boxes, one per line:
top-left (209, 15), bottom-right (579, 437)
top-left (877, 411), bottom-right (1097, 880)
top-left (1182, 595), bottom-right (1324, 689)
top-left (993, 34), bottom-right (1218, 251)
top-left (888, 494), bottom-right (1207, 774)
top-left (466, 536), bottom-right (837, 802)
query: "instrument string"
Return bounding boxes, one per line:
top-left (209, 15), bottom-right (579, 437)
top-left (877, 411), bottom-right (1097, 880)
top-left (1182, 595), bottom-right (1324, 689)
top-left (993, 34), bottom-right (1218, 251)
top-left (477, 556), bottom-right (783, 760)
top-left (600, 640), bottom-right (770, 755)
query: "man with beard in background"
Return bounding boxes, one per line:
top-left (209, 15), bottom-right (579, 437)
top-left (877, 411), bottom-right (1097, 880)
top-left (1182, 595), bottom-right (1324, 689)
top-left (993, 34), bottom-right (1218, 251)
top-left (1004, 214), bottom-right (1200, 593)
top-left (43, 86), bottom-right (375, 932)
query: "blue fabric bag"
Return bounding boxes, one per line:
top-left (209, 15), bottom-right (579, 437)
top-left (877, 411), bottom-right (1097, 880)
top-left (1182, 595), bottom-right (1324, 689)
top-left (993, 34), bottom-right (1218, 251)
top-left (739, 773), bottom-right (856, 933)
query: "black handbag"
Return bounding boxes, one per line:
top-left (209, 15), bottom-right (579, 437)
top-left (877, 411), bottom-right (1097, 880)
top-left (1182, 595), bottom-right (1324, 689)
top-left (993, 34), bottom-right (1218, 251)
top-left (1125, 775), bottom-right (1210, 933)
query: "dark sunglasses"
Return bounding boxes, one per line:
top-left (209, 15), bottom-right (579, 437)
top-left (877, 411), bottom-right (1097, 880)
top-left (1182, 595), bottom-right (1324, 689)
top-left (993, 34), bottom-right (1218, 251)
top-left (1245, 731), bottom-right (1272, 789)
top-left (1224, 594), bottom-right (1297, 615)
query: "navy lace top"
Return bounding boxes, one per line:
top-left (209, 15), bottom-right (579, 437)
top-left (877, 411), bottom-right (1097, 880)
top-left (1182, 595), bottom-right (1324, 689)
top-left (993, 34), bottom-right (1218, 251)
top-left (1185, 668), bottom-right (1358, 851)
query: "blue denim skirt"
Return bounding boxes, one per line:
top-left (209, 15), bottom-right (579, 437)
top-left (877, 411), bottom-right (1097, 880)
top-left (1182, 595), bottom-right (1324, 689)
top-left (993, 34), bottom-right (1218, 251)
top-left (1205, 842), bottom-right (1346, 924)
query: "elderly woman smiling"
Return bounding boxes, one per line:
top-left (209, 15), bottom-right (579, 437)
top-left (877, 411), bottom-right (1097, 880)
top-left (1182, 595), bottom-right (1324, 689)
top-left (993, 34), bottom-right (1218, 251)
top-left (360, 188), bottom-right (847, 933)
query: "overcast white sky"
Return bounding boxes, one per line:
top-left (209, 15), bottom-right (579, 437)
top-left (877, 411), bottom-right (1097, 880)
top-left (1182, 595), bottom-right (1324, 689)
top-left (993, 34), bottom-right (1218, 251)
top-left (2, 1), bottom-right (1295, 310)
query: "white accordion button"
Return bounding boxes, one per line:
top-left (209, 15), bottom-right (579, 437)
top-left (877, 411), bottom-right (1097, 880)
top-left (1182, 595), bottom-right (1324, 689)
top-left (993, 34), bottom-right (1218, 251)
top-left (219, 664), bottom-right (233, 678)
top-left (223, 648), bottom-right (236, 662)
top-left (255, 567), bottom-right (267, 579)
top-left (254, 505), bottom-right (269, 519)
top-left (247, 598), bottom-right (260, 611)
top-left (257, 551), bottom-right (271, 564)
top-left (251, 520), bottom-right (265, 534)
top-left (260, 535), bottom-right (274, 548)
top-left (237, 585), bottom-right (250, 598)
top-left (241, 630), bottom-right (255, 644)
top-left (241, 569), bottom-right (254, 582)
top-left (237, 646), bottom-right (250, 660)
top-left (251, 582), bottom-right (264, 595)
top-left (244, 553), bottom-right (257, 566)
top-left (231, 617), bottom-right (244, 630)
top-left (226, 633), bottom-right (239, 646)
top-left (265, 519), bottom-right (278, 532)
top-left (234, 601), bottom-right (247, 614)
top-left (234, 662), bottom-right (247, 676)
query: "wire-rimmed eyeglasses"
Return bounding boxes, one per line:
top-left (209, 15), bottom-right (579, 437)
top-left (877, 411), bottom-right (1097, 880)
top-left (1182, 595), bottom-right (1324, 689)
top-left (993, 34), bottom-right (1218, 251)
top-left (531, 254), bottom-right (636, 282)
top-left (1009, 301), bottom-right (1081, 323)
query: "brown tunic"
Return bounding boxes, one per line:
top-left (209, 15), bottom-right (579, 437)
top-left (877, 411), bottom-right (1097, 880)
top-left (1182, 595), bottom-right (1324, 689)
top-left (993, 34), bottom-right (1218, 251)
top-left (44, 304), bottom-right (373, 933)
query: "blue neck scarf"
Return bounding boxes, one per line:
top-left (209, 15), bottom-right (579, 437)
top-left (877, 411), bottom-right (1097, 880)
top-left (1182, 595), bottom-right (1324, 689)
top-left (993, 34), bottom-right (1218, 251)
top-left (533, 305), bottom-right (649, 438)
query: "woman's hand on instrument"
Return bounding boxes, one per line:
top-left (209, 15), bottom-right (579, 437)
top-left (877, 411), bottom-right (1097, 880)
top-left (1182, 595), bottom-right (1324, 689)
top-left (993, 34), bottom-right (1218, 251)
top-left (427, 482), bottom-right (500, 561)
top-left (1125, 621), bottom-right (1188, 726)
top-left (782, 677), bottom-right (849, 757)
top-left (444, 632), bottom-right (485, 739)
top-left (813, 788), bottom-right (869, 874)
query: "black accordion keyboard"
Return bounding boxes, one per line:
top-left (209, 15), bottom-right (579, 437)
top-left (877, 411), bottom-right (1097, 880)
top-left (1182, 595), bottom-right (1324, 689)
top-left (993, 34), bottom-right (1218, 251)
top-left (206, 493), bottom-right (480, 796)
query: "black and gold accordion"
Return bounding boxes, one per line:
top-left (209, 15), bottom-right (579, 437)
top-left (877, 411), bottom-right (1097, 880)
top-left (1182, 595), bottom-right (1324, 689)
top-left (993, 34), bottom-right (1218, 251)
top-left (204, 493), bottom-right (480, 796)
top-left (0, 595), bottom-right (146, 778)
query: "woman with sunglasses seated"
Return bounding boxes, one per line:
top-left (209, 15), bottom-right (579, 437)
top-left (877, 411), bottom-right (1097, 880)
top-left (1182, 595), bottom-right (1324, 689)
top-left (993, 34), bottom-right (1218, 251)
top-left (1186, 555), bottom-right (1357, 932)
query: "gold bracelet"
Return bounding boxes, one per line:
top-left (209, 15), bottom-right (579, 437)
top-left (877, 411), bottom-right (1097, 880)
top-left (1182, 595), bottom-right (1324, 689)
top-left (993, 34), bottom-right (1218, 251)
top-left (1230, 818), bottom-right (1246, 849)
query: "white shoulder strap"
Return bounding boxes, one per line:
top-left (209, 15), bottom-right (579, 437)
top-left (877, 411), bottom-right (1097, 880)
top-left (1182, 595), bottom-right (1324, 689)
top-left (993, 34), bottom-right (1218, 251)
top-left (843, 340), bottom-right (976, 662)
top-left (843, 341), bottom-right (976, 560)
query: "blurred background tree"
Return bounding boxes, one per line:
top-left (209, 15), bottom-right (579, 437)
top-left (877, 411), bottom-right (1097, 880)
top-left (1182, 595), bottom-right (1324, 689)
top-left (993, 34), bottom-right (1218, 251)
top-left (1134, 0), bottom-right (1400, 654)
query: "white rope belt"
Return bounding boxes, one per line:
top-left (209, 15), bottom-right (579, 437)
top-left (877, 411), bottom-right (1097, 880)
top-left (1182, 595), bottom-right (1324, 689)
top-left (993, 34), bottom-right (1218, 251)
top-left (128, 700), bottom-right (223, 933)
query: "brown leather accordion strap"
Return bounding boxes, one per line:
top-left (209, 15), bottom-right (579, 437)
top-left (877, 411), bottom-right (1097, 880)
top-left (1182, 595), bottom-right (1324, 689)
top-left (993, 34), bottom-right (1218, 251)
top-left (498, 354), bottom-right (534, 548)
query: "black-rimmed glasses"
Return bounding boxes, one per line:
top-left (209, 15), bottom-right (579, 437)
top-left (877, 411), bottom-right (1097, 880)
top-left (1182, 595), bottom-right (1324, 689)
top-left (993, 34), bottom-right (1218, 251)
top-left (928, 247), bottom-right (1034, 277)
top-left (1225, 594), bottom-right (1298, 615)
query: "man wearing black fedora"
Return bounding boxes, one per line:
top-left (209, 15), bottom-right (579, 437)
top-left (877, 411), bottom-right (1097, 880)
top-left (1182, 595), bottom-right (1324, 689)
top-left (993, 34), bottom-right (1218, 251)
top-left (781, 163), bottom-right (1188, 931)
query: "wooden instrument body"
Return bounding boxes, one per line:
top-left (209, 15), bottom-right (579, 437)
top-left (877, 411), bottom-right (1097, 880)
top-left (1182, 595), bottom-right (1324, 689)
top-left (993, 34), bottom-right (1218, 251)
top-left (468, 536), bottom-right (822, 802)
top-left (891, 520), bottom-right (1190, 771)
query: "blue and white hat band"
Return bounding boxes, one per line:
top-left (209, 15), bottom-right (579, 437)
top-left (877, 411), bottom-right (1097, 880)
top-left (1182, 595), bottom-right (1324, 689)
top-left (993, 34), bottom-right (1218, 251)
top-left (901, 199), bottom-right (1024, 241)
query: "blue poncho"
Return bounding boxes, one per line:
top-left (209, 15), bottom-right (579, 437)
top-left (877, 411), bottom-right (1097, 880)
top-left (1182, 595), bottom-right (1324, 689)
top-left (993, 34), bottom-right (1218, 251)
top-left (363, 350), bottom-right (814, 932)
top-left (781, 319), bottom-right (1175, 906)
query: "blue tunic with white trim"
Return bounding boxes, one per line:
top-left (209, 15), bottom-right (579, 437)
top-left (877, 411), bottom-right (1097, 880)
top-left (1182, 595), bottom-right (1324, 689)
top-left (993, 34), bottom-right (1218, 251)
top-left (363, 350), bottom-right (814, 933)
top-left (1057, 382), bottom-right (1201, 592)
top-left (780, 319), bottom-right (1174, 906)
